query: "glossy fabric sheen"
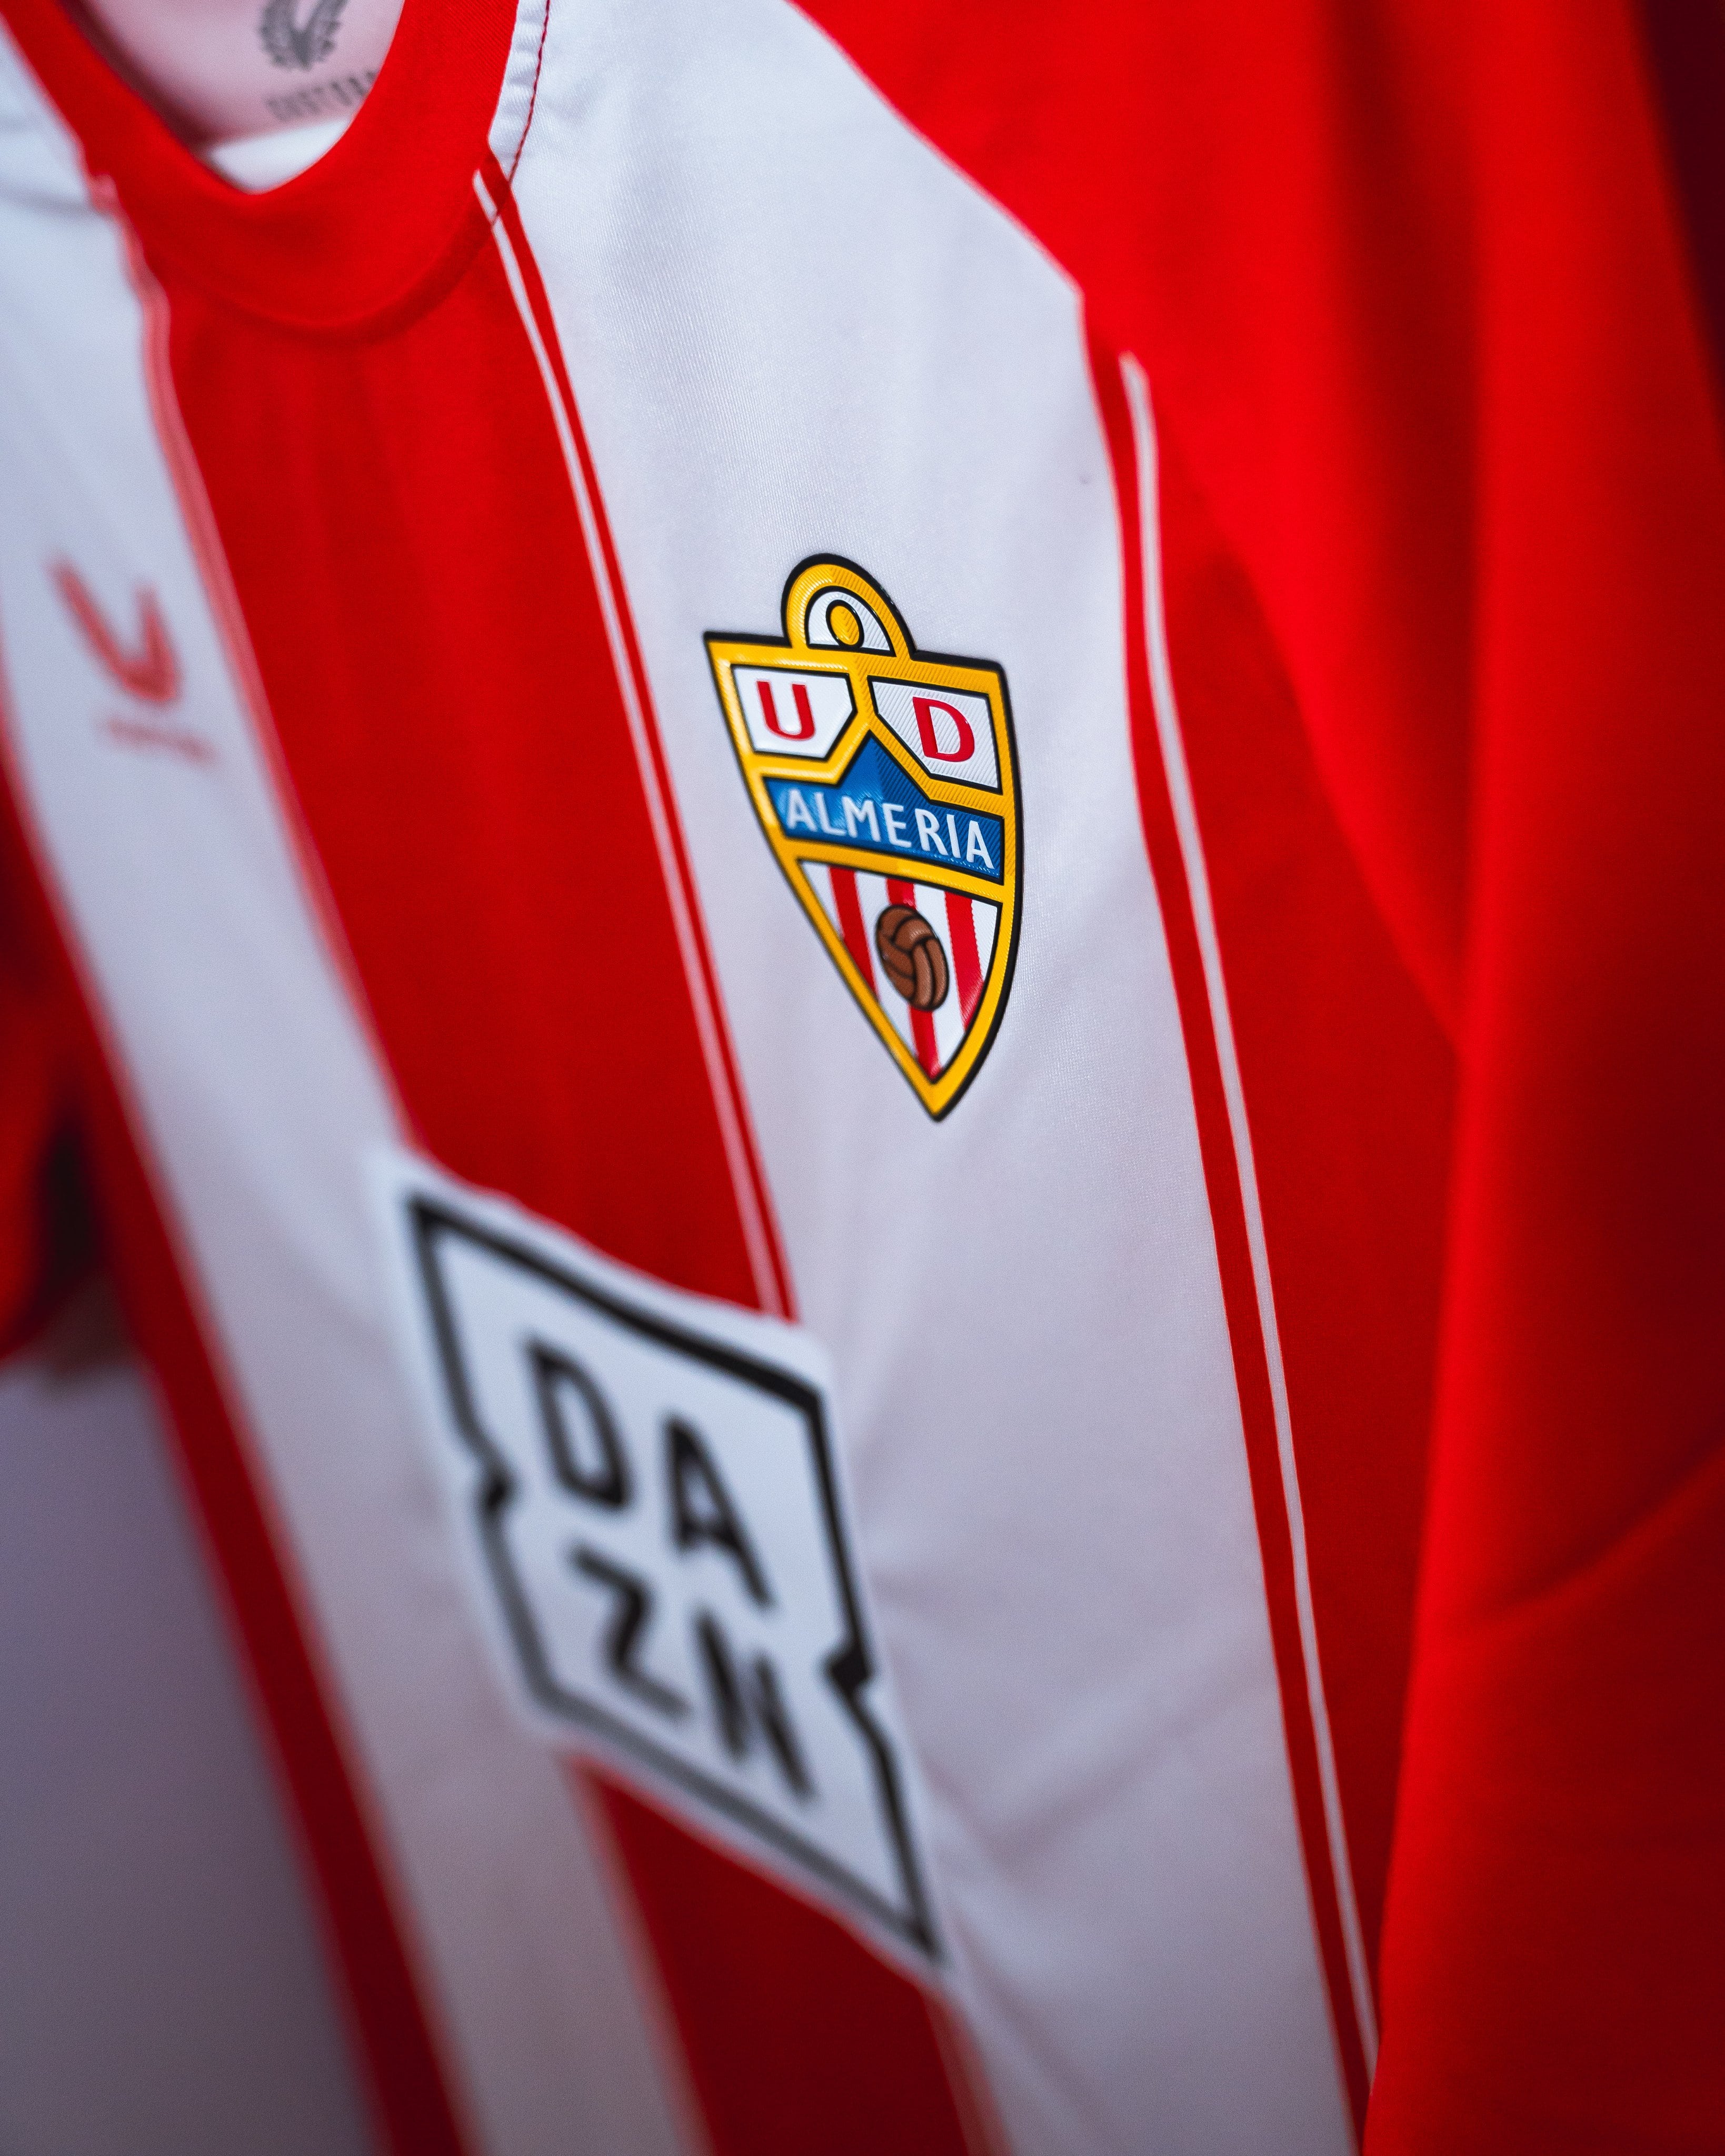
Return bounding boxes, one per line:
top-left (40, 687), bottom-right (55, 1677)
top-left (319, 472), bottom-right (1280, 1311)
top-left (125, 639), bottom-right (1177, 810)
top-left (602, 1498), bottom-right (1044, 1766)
top-left (4, 0), bottom-right (1716, 2151)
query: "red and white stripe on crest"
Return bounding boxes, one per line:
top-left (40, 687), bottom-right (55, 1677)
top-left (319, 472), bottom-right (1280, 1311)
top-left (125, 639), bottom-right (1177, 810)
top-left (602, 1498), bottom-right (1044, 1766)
top-left (806, 863), bottom-right (998, 1077)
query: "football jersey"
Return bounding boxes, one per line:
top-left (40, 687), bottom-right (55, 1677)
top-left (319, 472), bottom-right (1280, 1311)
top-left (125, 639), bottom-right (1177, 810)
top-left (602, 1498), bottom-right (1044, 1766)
top-left (0, 2), bottom-right (1720, 2153)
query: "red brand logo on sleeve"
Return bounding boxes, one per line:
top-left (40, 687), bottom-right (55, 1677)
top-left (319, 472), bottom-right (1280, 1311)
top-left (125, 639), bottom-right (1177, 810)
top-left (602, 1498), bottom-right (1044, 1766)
top-left (52, 562), bottom-right (182, 706)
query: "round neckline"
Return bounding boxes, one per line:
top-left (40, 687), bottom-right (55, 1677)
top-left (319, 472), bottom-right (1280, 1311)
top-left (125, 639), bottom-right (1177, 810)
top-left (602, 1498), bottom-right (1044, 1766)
top-left (0, 0), bottom-right (522, 331)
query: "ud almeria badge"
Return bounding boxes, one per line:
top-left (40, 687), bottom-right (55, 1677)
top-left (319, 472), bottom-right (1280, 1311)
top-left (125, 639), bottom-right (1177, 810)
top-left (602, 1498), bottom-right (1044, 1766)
top-left (707, 560), bottom-right (1020, 1117)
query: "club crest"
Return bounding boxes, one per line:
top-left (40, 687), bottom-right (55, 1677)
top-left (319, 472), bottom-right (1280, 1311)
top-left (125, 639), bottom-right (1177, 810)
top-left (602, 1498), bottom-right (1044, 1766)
top-left (706, 560), bottom-right (1020, 1117)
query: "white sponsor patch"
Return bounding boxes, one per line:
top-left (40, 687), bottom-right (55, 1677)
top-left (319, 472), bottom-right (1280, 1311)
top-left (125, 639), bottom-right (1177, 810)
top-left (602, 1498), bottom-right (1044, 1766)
top-left (371, 1151), bottom-right (938, 1956)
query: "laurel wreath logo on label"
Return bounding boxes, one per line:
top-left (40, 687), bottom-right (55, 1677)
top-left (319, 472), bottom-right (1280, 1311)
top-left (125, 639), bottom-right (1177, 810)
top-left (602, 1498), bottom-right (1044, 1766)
top-left (258, 0), bottom-right (348, 70)
top-left (707, 560), bottom-right (1021, 1117)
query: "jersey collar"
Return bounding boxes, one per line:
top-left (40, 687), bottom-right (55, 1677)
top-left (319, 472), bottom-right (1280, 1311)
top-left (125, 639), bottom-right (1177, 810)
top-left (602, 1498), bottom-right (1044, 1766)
top-left (0, 0), bottom-right (523, 331)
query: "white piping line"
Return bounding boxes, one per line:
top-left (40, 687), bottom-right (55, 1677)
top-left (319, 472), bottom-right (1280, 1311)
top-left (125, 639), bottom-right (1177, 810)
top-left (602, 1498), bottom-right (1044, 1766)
top-left (1121, 353), bottom-right (1380, 2073)
top-left (475, 172), bottom-right (786, 1316)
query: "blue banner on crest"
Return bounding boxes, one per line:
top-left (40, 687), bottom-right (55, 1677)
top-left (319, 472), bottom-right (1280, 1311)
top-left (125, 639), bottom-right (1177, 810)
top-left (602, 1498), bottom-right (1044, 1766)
top-left (765, 735), bottom-right (1003, 884)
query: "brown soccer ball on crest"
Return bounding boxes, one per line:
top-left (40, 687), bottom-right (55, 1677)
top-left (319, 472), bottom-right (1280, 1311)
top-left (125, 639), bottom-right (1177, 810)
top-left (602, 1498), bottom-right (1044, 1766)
top-left (875, 904), bottom-right (950, 1012)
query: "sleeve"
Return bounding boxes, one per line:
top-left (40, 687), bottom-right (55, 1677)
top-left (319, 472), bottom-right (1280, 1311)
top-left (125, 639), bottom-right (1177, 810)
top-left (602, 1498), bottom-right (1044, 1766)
top-left (1363, 8), bottom-right (1725, 2148)
top-left (787, 2), bottom-right (1725, 2146)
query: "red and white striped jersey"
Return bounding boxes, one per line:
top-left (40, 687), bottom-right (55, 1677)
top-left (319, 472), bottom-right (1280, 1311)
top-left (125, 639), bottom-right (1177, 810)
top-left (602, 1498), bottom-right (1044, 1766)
top-left (1, 2), bottom-right (1720, 2153)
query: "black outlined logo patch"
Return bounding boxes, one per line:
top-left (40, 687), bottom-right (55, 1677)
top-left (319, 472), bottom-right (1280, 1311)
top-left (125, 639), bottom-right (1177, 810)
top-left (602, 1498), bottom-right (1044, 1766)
top-left (382, 1162), bottom-right (939, 1957)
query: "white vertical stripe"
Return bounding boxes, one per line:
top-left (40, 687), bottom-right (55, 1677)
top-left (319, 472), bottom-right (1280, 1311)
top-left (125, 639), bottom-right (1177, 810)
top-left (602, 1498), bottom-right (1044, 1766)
top-left (501, 0), bottom-right (1355, 2134)
top-left (971, 899), bottom-right (999, 982)
top-left (475, 168), bottom-right (786, 1320)
top-left (1121, 352), bottom-right (1381, 2072)
top-left (803, 858), bottom-right (836, 933)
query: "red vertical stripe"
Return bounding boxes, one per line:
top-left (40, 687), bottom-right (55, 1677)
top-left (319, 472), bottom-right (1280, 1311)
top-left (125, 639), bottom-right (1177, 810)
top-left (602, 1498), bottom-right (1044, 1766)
top-left (830, 865), bottom-right (876, 991)
top-left (887, 875), bottom-right (940, 1075)
top-left (481, 154), bottom-right (793, 1324)
top-left (591, 1780), bottom-right (995, 2156)
top-left (944, 889), bottom-right (983, 1027)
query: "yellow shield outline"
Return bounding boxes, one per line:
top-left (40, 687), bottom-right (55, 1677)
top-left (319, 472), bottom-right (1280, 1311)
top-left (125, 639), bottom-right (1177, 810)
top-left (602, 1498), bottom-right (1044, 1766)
top-left (706, 557), bottom-right (1021, 1119)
